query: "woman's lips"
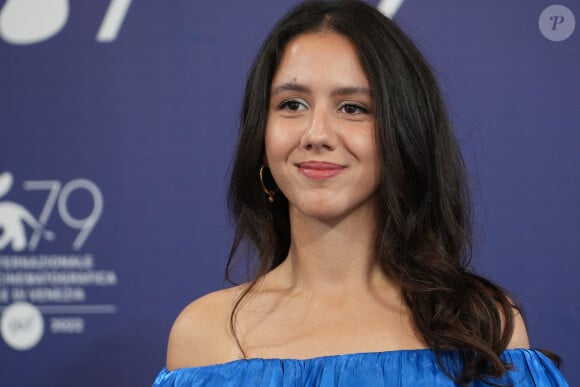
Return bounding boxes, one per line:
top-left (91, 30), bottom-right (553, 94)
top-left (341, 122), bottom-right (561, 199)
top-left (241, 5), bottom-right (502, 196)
top-left (297, 161), bottom-right (345, 179)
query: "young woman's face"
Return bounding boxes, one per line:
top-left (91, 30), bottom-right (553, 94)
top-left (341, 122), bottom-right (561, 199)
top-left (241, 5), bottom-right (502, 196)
top-left (265, 32), bottom-right (380, 222)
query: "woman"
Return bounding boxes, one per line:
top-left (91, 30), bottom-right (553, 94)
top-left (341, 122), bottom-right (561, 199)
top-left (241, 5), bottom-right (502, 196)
top-left (154, 1), bottom-right (568, 385)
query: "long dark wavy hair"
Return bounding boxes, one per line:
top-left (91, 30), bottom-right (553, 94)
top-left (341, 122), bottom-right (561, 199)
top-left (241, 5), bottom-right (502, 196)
top-left (226, 1), bottom-right (557, 384)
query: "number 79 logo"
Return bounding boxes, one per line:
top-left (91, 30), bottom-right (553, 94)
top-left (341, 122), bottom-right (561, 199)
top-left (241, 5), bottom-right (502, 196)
top-left (0, 172), bottom-right (103, 252)
top-left (0, 0), bottom-right (405, 45)
top-left (0, 0), bottom-right (133, 45)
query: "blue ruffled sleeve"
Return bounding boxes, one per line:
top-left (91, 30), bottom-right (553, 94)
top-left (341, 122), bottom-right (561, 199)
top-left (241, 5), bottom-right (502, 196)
top-left (153, 348), bottom-right (568, 386)
top-left (498, 349), bottom-right (568, 386)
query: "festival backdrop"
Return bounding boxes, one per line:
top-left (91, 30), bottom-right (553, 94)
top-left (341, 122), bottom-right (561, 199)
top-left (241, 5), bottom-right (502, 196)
top-left (0, 1), bottom-right (578, 386)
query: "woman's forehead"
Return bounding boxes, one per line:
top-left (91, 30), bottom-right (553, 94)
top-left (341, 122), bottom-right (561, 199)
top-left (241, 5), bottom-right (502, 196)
top-left (271, 32), bottom-right (370, 93)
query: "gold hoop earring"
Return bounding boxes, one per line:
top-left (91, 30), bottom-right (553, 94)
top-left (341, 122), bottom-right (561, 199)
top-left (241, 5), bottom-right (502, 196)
top-left (259, 165), bottom-right (278, 203)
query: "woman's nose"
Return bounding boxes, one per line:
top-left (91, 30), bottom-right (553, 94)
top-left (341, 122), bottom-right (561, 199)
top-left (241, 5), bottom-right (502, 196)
top-left (300, 107), bottom-right (336, 151)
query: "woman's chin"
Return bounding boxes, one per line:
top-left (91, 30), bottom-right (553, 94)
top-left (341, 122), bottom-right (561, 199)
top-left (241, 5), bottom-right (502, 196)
top-left (290, 202), bottom-right (357, 224)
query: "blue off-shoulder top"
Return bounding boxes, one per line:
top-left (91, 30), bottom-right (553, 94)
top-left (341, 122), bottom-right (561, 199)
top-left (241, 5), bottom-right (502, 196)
top-left (153, 348), bottom-right (568, 386)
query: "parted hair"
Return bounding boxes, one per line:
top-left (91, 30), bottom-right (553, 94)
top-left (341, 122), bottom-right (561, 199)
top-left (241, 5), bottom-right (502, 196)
top-left (227, 1), bottom-right (557, 384)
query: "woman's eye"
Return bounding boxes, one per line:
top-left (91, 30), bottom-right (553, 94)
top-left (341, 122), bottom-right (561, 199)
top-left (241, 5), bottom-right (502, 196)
top-left (339, 104), bottom-right (368, 115)
top-left (279, 100), bottom-right (306, 111)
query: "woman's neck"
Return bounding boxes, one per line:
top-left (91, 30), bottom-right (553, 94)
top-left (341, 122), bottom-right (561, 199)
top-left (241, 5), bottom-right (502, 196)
top-left (273, 203), bottom-right (392, 298)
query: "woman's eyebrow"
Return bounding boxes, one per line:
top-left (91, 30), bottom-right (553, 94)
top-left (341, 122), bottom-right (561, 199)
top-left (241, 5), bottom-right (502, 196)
top-left (271, 82), bottom-right (310, 96)
top-left (330, 86), bottom-right (372, 97)
top-left (271, 83), bottom-right (371, 97)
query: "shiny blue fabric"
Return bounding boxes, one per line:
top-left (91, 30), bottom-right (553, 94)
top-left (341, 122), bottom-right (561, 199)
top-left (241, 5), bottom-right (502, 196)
top-left (153, 348), bottom-right (568, 386)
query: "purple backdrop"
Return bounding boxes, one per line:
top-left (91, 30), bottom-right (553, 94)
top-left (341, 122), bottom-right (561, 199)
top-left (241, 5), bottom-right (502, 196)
top-left (0, 1), bottom-right (577, 385)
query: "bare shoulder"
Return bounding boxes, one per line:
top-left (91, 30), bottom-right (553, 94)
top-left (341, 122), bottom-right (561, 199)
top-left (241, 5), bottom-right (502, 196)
top-left (506, 304), bottom-right (530, 349)
top-left (165, 286), bottom-right (245, 370)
